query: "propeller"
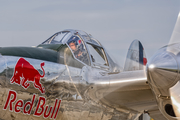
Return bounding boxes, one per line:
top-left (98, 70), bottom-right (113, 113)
top-left (169, 12), bottom-right (180, 45)
top-left (147, 11), bottom-right (180, 118)
top-left (164, 12), bottom-right (180, 118)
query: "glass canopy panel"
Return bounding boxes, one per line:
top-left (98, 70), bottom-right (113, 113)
top-left (42, 31), bottom-right (71, 44)
top-left (53, 32), bottom-right (67, 42)
top-left (86, 43), bottom-right (107, 66)
top-left (76, 30), bottom-right (100, 46)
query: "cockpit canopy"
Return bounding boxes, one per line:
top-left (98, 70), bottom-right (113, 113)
top-left (42, 29), bottom-right (101, 46)
top-left (40, 29), bottom-right (120, 72)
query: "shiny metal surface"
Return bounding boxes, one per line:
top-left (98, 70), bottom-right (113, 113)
top-left (170, 81), bottom-right (180, 118)
top-left (0, 54), bottom-right (157, 120)
top-left (0, 29), bottom-right (160, 120)
top-left (2, 11), bottom-right (180, 120)
top-left (99, 70), bottom-right (155, 112)
top-left (147, 43), bottom-right (180, 120)
top-left (148, 47), bottom-right (178, 90)
top-left (124, 40), bottom-right (147, 71)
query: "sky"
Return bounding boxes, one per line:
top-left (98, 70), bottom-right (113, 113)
top-left (0, 0), bottom-right (180, 67)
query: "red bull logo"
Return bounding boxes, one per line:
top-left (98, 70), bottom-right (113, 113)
top-left (3, 90), bottom-right (61, 119)
top-left (10, 58), bottom-right (45, 94)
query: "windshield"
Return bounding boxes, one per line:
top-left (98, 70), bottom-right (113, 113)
top-left (86, 43), bottom-right (108, 66)
top-left (42, 31), bottom-right (71, 44)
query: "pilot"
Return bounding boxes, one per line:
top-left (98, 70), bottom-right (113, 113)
top-left (68, 36), bottom-right (88, 64)
top-left (69, 41), bottom-right (77, 52)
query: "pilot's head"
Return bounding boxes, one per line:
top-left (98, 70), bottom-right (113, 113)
top-left (68, 36), bottom-right (80, 51)
top-left (69, 42), bottom-right (77, 51)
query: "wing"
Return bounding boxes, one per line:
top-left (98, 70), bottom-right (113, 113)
top-left (86, 40), bottom-right (164, 120)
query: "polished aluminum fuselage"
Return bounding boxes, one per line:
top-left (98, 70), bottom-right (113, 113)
top-left (0, 54), bottom-right (156, 120)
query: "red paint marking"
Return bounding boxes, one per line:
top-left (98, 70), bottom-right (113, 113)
top-left (3, 90), bottom-right (17, 111)
top-left (23, 94), bottom-right (35, 114)
top-left (51, 99), bottom-right (58, 118)
top-left (143, 58), bottom-right (147, 65)
top-left (44, 105), bottom-right (53, 118)
top-left (34, 96), bottom-right (46, 116)
top-left (3, 90), bottom-right (61, 119)
top-left (10, 58), bottom-right (45, 94)
top-left (54, 99), bottom-right (62, 119)
top-left (15, 99), bottom-right (23, 113)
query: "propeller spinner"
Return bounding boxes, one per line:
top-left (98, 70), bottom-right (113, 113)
top-left (147, 12), bottom-right (180, 119)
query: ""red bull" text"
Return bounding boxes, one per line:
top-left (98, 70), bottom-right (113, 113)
top-left (10, 58), bottom-right (45, 94)
top-left (3, 90), bottom-right (61, 119)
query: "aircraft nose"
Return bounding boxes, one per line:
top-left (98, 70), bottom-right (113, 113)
top-left (147, 48), bottom-right (178, 89)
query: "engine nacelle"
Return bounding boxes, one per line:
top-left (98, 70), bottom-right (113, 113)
top-left (147, 43), bottom-right (180, 120)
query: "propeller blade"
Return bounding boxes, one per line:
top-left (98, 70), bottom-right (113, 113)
top-left (167, 12), bottom-right (180, 55)
top-left (169, 81), bottom-right (180, 117)
top-left (169, 12), bottom-right (180, 45)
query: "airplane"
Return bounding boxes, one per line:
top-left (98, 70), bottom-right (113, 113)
top-left (0, 12), bottom-right (180, 120)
